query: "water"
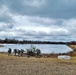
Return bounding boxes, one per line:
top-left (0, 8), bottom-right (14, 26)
top-left (0, 44), bottom-right (73, 54)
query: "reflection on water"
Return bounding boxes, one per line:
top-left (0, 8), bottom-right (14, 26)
top-left (0, 44), bottom-right (73, 54)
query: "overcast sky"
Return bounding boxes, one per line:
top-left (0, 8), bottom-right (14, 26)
top-left (0, 0), bottom-right (76, 41)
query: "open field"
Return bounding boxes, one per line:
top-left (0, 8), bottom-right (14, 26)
top-left (0, 52), bottom-right (76, 75)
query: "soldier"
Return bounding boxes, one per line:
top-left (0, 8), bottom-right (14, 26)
top-left (14, 49), bottom-right (17, 56)
top-left (18, 50), bottom-right (21, 57)
top-left (8, 48), bottom-right (12, 56)
top-left (35, 49), bottom-right (41, 58)
top-left (21, 49), bottom-right (24, 56)
top-left (26, 49), bottom-right (30, 57)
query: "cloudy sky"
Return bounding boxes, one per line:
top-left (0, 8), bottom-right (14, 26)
top-left (0, 0), bottom-right (76, 42)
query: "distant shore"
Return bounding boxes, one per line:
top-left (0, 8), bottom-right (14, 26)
top-left (0, 38), bottom-right (76, 44)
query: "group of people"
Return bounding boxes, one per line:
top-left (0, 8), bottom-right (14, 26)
top-left (26, 48), bottom-right (41, 58)
top-left (8, 47), bottom-right (41, 58)
top-left (8, 48), bottom-right (24, 57)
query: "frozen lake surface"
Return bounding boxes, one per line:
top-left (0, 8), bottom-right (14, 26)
top-left (0, 44), bottom-right (73, 54)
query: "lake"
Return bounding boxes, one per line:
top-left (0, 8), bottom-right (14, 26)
top-left (0, 44), bottom-right (73, 54)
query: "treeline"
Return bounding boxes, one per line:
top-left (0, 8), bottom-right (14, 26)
top-left (0, 38), bottom-right (76, 45)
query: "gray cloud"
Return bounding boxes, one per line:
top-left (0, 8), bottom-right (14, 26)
top-left (0, 22), bottom-right (14, 31)
top-left (0, 0), bottom-right (76, 18)
top-left (0, 15), bottom-right (12, 23)
top-left (0, 0), bottom-right (76, 41)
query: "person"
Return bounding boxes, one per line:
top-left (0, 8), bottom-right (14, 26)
top-left (21, 49), bottom-right (24, 56)
top-left (26, 49), bottom-right (30, 57)
top-left (14, 49), bottom-right (17, 56)
top-left (35, 49), bottom-right (41, 58)
top-left (8, 48), bottom-right (12, 56)
top-left (18, 50), bottom-right (21, 57)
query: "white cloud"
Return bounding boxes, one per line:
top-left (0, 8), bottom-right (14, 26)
top-left (10, 14), bottom-right (70, 37)
top-left (0, 5), bottom-right (76, 41)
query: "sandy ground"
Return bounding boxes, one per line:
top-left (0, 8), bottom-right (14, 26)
top-left (0, 53), bottom-right (76, 75)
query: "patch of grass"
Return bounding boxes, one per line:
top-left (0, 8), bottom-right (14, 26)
top-left (0, 53), bottom-right (76, 75)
